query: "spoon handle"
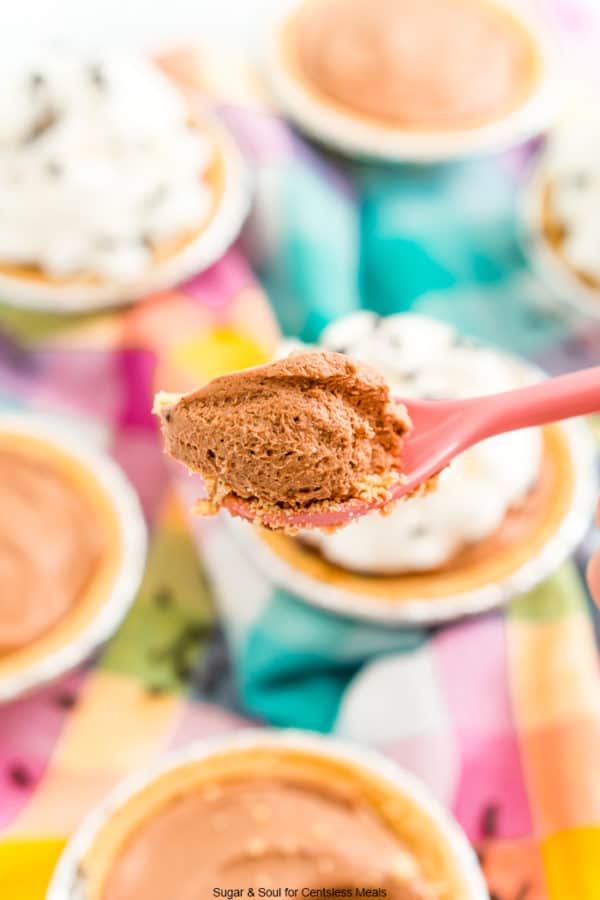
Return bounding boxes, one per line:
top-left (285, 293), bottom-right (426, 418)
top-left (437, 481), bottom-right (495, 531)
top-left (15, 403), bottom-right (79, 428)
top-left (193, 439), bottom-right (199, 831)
top-left (472, 365), bottom-right (600, 440)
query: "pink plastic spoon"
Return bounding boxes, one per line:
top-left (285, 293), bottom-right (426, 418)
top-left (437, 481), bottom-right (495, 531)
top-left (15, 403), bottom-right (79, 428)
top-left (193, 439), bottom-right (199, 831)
top-left (224, 365), bottom-right (600, 531)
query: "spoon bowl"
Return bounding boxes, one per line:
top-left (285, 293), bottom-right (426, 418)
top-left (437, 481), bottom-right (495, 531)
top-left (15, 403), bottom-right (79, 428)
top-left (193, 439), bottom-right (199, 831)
top-left (224, 365), bottom-right (600, 531)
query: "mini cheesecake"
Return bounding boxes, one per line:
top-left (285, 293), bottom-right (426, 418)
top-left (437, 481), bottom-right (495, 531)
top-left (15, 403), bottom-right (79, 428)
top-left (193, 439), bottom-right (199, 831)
top-left (523, 104), bottom-right (600, 318)
top-left (303, 314), bottom-right (544, 575)
top-left (0, 116), bottom-right (227, 292)
top-left (267, 0), bottom-right (553, 160)
top-left (243, 421), bottom-right (592, 624)
top-left (538, 131), bottom-right (600, 293)
top-left (0, 48), bottom-right (247, 311)
top-left (64, 736), bottom-right (485, 900)
top-left (229, 314), bottom-right (596, 623)
top-left (539, 181), bottom-right (597, 287)
top-left (0, 419), bottom-right (146, 700)
top-left (0, 441), bottom-right (107, 654)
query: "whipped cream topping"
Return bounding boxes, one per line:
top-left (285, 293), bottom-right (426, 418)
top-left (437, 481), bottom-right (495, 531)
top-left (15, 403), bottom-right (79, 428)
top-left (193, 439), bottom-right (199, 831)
top-left (0, 48), bottom-right (214, 280)
top-left (544, 104), bottom-right (600, 283)
top-left (300, 313), bottom-right (542, 574)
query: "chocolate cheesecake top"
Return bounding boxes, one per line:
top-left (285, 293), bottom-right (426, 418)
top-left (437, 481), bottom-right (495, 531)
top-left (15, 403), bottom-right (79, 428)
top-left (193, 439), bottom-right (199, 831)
top-left (285, 0), bottom-right (541, 130)
top-left (0, 445), bottom-right (105, 652)
top-left (101, 772), bottom-right (439, 900)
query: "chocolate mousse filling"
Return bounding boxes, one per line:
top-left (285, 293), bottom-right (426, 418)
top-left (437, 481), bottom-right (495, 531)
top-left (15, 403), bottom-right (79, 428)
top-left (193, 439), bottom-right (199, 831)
top-left (284, 0), bottom-right (542, 130)
top-left (0, 446), bottom-right (105, 653)
top-left (155, 351), bottom-right (410, 525)
top-left (101, 773), bottom-right (439, 900)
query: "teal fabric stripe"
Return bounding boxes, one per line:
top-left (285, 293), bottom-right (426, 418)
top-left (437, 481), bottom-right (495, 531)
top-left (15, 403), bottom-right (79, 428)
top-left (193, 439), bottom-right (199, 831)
top-left (259, 161), bottom-right (360, 341)
top-left (239, 587), bottom-right (427, 731)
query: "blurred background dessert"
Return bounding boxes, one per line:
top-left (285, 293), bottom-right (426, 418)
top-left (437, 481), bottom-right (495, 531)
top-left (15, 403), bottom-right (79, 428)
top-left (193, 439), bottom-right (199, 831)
top-left (0, 415), bottom-right (146, 702)
top-left (525, 100), bottom-right (600, 318)
top-left (308, 312), bottom-right (542, 573)
top-left (540, 114), bottom-right (600, 290)
top-left (234, 312), bottom-right (594, 625)
top-left (285, 0), bottom-right (541, 129)
top-left (0, 48), bottom-right (213, 281)
top-left (49, 733), bottom-right (486, 900)
top-left (0, 435), bottom-right (106, 652)
top-left (0, 46), bottom-right (248, 310)
top-left (266, 0), bottom-right (557, 159)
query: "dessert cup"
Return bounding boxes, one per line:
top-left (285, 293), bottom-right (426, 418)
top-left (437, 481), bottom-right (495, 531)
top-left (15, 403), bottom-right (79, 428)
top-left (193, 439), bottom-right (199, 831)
top-left (47, 730), bottom-right (488, 900)
top-left (0, 111), bottom-right (249, 313)
top-left (0, 413), bottom-right (146, 702)
top-left (522, 153), bottom-right (600, 319)
top-left (230, 412), bottom-right (595, 624)
top-left (264, 0), bottom-right (559, 162)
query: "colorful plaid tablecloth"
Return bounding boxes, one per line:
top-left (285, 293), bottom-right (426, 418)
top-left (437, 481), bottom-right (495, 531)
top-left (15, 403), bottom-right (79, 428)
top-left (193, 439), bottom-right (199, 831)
top-left (2, 6), bottom-right (600, 898)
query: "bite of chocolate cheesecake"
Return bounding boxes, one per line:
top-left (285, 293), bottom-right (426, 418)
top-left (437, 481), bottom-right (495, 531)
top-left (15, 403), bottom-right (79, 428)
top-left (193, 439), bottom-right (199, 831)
top-left (154, 350), bottom-right (410, 529)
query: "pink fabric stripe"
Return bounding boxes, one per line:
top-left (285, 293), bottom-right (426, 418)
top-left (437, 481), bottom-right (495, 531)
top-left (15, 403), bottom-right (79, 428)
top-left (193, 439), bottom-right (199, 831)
top-left (181, 249), bottom-right (254, 309)
top-left (168, 701), bottom-right (250, 749)
top-left (0, 670), bottom-right (86, 829)
top-left (452, 733), bottom-right (533, 841)
top-left (433, 616), bottom-right (533, 840)
top-left (220, 105), bottom-right (295, 162)
top-left (434, 616), bottom-right (514, 732)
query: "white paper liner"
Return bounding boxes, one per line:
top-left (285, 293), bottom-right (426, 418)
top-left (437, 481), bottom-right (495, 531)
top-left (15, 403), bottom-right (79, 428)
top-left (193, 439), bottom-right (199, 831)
top-left (46, 728), bottom-right (488, 900)
top-left (264, 0), bottom-right (560, 163)
top-left (0, 412), bottom-right (147, 702)
top-left (522, 156), bottom-right (600, 319)
top-left (0, 111), bottom-right (250, 313)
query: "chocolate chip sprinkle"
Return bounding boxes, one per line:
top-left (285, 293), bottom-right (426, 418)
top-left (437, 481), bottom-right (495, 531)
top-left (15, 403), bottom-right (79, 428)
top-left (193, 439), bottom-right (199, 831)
top-left (480, 802), bottom-right (499, 838)
top-left (29, 71), bottom-right (45, 91)
top-left (54, 690), bottom-right (77, 709)
top-left (174, 661), bottom-right (194, 682)
top-left (146, 620), bottom-right (211, 687)
top-left (22, 106), bottom-right (57, 144)
top-left (88, 63), bottom-right (107, 89)
top-left (154, 587), bottom-right (173, 609)
top-left (145, 682), bottom-right (169, 697)
top-left (7, 764), bottom-right (33, 789)
top-left (46, 159), bottom-right (63, 178)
